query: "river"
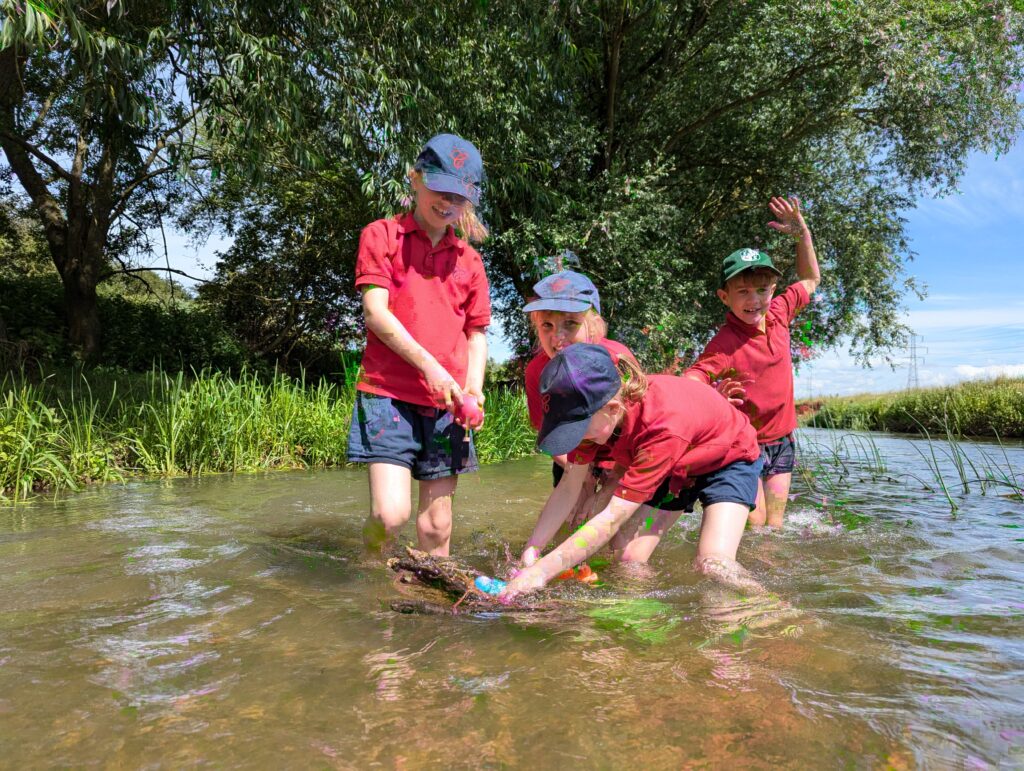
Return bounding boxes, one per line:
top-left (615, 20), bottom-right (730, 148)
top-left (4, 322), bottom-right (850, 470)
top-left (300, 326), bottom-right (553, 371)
top-left (1, 428), bottom-right (1022, 767)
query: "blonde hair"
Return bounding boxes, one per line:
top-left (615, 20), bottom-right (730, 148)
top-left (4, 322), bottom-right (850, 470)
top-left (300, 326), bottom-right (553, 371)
top-left (528, 307), bottom-right (607, 343)
top-left (617, 356), bottom-right (648, 404)
top-left (407, 169), bottom-right (488, 244)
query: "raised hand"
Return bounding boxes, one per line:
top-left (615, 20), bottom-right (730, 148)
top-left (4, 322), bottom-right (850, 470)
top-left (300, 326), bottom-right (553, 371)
top-left (767, 196), bottom-right (808, 237)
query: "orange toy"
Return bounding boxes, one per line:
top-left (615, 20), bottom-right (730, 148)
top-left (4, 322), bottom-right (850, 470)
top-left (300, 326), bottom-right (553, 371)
top-left (555, 564), bottom-right (600, 584)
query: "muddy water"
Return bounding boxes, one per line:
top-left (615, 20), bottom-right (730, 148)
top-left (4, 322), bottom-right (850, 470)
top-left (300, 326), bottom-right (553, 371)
top-left (1, 428), bottom-right (1022, 768)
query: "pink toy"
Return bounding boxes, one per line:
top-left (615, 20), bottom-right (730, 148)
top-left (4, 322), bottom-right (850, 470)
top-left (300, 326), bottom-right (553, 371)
top-left (451, 394), bottom-right (485, 429)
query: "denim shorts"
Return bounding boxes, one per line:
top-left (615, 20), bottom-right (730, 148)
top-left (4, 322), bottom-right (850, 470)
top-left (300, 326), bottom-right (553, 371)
top-left (645, 458), bottom-right (764, 513)
top-left (759, 433), bottom-right (796, 477)
top-left (346, 392), bottom-right (478, 481)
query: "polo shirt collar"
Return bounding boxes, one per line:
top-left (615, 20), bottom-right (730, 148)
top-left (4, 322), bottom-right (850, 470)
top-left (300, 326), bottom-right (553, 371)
top-left (725, 310), bottom-right (772, 337)
top-left (396, 212), bottom-right (461, 250)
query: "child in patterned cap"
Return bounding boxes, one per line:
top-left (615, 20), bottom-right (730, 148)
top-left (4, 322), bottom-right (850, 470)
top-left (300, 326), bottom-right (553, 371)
top-left (347, 133), bottom-right (490, 556)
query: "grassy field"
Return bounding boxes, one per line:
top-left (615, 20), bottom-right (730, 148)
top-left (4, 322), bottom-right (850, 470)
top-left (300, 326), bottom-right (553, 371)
top-left (1, 368), bottom-right (537, 502)
top-left (799, 377), bottom-right (1024, 438)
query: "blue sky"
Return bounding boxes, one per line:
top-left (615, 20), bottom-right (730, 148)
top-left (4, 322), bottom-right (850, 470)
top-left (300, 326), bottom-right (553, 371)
top-left (162, 142), bottom-right (1024, 396)
top-left (793, 141), bottom-right (1024, 397)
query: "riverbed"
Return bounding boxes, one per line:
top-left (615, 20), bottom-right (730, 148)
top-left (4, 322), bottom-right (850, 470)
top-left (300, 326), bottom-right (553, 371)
top-left (1, 428), bottom-right (1022, 767)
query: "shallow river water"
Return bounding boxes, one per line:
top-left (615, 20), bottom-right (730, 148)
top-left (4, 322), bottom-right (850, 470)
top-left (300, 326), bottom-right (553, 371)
top-left (1, 428), bottom-right (1023, 768)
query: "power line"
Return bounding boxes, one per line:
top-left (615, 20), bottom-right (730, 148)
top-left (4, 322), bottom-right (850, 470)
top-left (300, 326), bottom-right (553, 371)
top-left (906, 334), bottom-right (928, 390)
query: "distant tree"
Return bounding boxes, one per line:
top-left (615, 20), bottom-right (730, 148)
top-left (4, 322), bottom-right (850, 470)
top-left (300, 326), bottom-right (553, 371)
top-left (0, 0), bottom-right (335, 358)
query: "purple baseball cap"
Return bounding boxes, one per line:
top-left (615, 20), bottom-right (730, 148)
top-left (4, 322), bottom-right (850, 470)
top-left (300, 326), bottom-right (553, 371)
top-left (523, 270), bottom-right (601, 314)
top-left (414, 133), bottom-right (483, 206)
top-left (537, 343), bottom-right (621, 456)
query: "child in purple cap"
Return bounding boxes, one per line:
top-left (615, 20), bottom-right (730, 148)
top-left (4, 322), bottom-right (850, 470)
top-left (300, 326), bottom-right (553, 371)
top-left (502, 343), bottom-right (766, 600)
top-left (347, 133), bottom-right (490, 557)
top-left (521, 270), bottom-right (685, 566)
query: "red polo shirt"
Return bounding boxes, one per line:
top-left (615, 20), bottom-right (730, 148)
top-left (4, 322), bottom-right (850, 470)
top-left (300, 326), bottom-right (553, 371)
top-left (569, 375), bottom-right (760, 503)
top-left (686, 283), bottom-right (810, 443)
top-left (355, 214), bottom-right (491, 407)
top-left (524, 339), bottom-right (637, 432)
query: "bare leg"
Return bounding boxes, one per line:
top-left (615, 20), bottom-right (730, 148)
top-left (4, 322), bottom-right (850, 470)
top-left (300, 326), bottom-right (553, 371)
top-left (762, 472), bottom-right (792, 529)
top-left (748, 478), bottom-right (768, 527)
top-left (693, 501), bottom-right (765, 594)
top-left (364, 463), bottom-right (412, 553)
top-left (416, 476), bottom-right (458, 556)
top-left (613, 506), bottom-right (684, 563)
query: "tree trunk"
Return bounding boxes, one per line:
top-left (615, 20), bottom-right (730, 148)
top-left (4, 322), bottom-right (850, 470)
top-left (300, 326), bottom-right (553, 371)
top-left (59, 249), bottom-right (103, 359)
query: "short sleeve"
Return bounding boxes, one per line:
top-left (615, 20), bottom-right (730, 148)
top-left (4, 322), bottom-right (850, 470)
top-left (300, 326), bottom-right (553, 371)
top-left (615, 435), bottom-right (687, 502)
top-left (685, 335), bottom-right (733, 383)
top-left (463, 247), bottom-right (491, 329)
top-left (770, 282), bottom-right (810, 324)
top-left (354, 220), bottom-right (396, 290)
top-left (524, 352), bottom-right (547, 432)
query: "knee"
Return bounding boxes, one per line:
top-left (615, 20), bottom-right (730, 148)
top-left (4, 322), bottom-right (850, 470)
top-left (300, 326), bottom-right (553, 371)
top-left (417, 501), bottom-right (452, 538)
top-left (370, 502), bottom-right (411, 531)
top-left (747, 506), bottom-right (766, 527)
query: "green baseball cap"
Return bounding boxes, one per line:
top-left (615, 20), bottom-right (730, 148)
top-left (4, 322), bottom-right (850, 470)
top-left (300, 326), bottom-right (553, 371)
top-left (720, 248), bottom-right (783, 287)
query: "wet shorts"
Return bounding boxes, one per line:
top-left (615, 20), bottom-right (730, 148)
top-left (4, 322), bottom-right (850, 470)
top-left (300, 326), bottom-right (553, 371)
top-left (759, 433), bottom-right (796, 477)
top-left (644, 457), bottom-right (764, 513)
top-left (346, 392), bottom-right (478, 481)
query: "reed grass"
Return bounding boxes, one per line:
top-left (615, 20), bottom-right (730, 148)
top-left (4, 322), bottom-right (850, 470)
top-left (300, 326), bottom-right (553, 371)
top-left (1, 367), bottom-right (539, 502)
top-left (802, 377), bottom-right (1024, 438)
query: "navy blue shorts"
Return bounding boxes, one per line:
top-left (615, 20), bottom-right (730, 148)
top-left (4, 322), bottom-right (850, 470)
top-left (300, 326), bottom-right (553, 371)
top-left (759, 434), bottom-right (796, 477)
top-left (644, 458), bottom-right (764, 513)
top-left (346, 392), bottom-right (478, 481)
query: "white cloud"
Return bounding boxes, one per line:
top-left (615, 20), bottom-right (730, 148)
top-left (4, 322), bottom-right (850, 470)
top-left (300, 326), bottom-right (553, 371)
top-left (953, 363), bottom-right (1024, 379)
top-left (912, 145), bottom-right (1024, 227)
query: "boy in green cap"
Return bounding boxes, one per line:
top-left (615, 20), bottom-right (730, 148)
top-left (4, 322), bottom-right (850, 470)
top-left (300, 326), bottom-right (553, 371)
top-left (686, 196), bottom-right (820, 529)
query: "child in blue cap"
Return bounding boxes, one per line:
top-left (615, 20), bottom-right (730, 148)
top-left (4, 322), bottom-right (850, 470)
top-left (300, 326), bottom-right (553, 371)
top-left (503, 343), bottom-right (766, 600)
top-left (520, 271), bottom-right (691, 567)
top-left (347, 133), bottom-right (490, 557)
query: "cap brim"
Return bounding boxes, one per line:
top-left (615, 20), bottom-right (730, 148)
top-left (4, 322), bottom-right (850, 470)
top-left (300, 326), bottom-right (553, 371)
top-left (537, 415), bottom-right (592, 457)
top-left (522, 298), bottom-right (593, 314)
top-left (420, 171), bottom-right (480, 206)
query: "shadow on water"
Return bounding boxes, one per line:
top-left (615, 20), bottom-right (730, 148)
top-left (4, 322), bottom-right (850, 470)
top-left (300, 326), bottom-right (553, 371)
top-left (0, 432), bottom-right (1022, 767)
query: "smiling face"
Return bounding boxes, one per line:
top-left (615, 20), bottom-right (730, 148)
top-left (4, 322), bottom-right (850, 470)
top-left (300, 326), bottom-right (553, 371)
top-left (534, 310), bottom-right (596, 358)
top-left (717, 269), bottom-right (778, 329)
top-left (410, 172), bottom-right (471, 233)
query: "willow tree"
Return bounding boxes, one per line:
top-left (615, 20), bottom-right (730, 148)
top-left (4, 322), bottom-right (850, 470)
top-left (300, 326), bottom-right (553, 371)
top-left (0, 0), bottom-right (335, 357)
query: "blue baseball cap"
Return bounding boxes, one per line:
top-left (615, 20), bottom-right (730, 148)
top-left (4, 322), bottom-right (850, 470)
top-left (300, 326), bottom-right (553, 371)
top-left (523, 270), bottom-right (601, 314)
top-left (537, 343), bottom-right (621, 456)
top-left (414, 133), bottom-right (483, 206)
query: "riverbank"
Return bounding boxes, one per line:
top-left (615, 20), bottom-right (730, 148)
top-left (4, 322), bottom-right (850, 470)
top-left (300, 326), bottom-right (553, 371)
top-left (0, 368), bottom-right (536, 502)
top-left (798, 377), bottom-right (1024, 438)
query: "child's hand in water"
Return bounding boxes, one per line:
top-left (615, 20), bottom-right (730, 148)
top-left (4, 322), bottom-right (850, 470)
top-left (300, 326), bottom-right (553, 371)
top-left (498, 566), bottom-right (546, 602)
top-left (520, 545), bottom-right (541, 567)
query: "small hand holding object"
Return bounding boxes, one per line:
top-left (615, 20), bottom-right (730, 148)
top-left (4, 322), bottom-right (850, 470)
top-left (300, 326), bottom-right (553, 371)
top-left (423, 360), bottom-right (462, 410)
top-left (497, 565), bottom-right (546, 603)
top-left (767, 195), bottom-right (807, 237)
top-left (450, 393), bottom-right (485, 430)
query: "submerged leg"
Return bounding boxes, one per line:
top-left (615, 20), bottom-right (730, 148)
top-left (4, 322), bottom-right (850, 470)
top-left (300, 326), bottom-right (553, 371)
top-left (416, 475), bottom-right (458, 556)
top-left (364, 462), bottom-right (413, 553)
top-left (763, 472), bottom-right (793, 529)
top-left (693, 501), bottom-right (765, 594)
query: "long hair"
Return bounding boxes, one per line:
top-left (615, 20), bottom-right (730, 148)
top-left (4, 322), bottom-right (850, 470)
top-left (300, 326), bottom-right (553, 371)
top-left (617, 356), bottom-right (648, 404)
top-left (407, 169), bottom-right (488, 244)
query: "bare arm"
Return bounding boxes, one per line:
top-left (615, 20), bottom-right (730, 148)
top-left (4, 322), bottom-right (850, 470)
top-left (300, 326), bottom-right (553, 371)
top-left (362, 286), bottom-right (462, 407)
top-left (505, 494), bottom-right (643, 597)
top-left (768, 195), bottom-right (820, 296)
top-left (521, 462), bottom-right (589, 565)
top-left (465, 327), bottom-right (487, 403)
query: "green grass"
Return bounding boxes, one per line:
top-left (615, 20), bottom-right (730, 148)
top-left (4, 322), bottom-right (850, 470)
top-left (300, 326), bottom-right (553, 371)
top-left (1, 368), bottom-right (538, 502)
top-left (800, 377), bottom-right (1024, 438)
